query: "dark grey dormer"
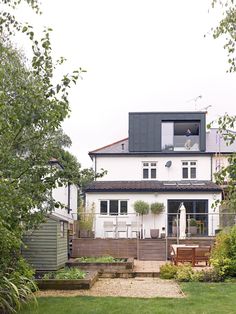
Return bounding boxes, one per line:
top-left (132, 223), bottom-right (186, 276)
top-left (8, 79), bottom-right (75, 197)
top-left (129, 112), bottom-right (206, 152)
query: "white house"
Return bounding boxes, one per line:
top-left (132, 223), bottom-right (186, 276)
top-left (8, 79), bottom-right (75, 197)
top-left (85, 111), bottom-right (235, 239)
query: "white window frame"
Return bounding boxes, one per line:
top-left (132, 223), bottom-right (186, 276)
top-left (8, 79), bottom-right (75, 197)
top-left (99, 200), bottom-right (128, 216)
top-left (181, 160), bottom-right (197, 179)
top-left (142, 161), bottom-right (157, 180)
top-left (60, 221), bottom-right (65, 238)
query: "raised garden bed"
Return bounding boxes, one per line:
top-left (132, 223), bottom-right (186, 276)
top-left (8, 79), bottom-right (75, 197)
top-left (36, 270), bottom-right (98, 290)
top-left (66, 257), bottom-right (134, 272)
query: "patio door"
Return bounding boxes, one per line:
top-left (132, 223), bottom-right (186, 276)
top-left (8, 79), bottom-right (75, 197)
top-left (167, 200), bottom-right (208, 237)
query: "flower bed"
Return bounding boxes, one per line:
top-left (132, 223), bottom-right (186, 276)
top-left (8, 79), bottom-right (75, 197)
top-left (36, 268), bottom-right (98, 290)
top-left (66, 256), bottom-right (134, 272)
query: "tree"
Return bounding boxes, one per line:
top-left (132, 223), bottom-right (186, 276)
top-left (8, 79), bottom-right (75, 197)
top-left (209, 1), bottom-right (236, 210)
top-left (0, 2), bottom-right (86, 311)
top-left (209, 115), bottom-right (236, 211)
top-left (211, 0), bottom-right (236, 72)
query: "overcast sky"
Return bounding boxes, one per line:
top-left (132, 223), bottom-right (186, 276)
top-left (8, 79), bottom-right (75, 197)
top-left (14, 0), bottom-right (236, 167)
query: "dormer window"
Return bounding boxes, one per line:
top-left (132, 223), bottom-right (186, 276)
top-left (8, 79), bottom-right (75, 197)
top-left (162, 121), bottom-right (200, 151)
top-left (142, 162), bottom-right (157, 179)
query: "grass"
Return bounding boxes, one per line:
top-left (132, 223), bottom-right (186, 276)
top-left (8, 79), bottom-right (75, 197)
top-left (19, 282), bottom-right (236, 314)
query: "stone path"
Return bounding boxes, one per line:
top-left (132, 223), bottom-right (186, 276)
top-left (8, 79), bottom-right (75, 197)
top-left (37, 277), bottom-right (184, 298)
top-left (134, 260), bottom-right (169, 273)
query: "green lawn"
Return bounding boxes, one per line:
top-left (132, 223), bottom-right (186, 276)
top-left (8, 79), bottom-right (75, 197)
top-left (20, 282), bottom-right (236, 314)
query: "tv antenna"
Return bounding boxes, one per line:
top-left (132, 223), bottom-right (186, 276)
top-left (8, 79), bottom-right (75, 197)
top-left (186, 95), bottom-right (202, 110)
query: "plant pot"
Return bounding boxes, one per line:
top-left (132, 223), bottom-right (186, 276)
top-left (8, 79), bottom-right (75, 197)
top-left (150, 229), bottom-right (159, 239)
top-left (172, 226), bottom-right (178, 236)
top-left (190, 226), bottom-right (197, 235)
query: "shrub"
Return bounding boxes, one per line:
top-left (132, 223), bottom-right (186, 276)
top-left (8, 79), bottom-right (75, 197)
top-left (210, 225), bottom-right (236, 277)
top-left (133, 201), bottom-right (149, 215)
top-left (189, 218), bottom-right (197, 227)
top-left (150, 202), bottom-right (164, 215)
top-left (160, 263), bottom-right (178, 279)
top-left (78, 256), bottom-right (125, 263)
top-left (43, 267), bottom-right (86, 280)
top-left (0, 275), bottom-right (37, 314)
top-left (175, 265), bottom-right (193, 282)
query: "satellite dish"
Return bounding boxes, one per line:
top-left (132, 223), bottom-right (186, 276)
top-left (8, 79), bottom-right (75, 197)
top-left (165, 160), bottom-right (172, 168)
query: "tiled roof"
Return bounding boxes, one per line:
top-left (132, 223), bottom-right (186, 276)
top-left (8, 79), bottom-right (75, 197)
top-left (88, 129), bottom-right (236, 155)
top-left (85, 181), bottom-right (222, 193)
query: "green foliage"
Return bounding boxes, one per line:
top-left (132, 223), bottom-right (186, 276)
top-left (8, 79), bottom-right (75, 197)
top-left (42, 268), bottom-right (86, 280)
top-left (208, 114), bottom-right (236, 210)
top-left (190, 218), bottom-right (197, 227)
top-left (190, 269), bottom-right (224, 282)
top-left (211, 225), bottom-right (236, 277)
top-left (160, 263), bottom-right (224, 282)
top-left (78, 203), bottom-right (94, 231)
top-left (211, 0), bottom-right (236, 73)
top-left (150, 202), bottom-right (164, 215)
top-left (175, 265), bottom-right (194, 282)
top-left (77, 256), bottom-right (125, 263)
top-left (159, 263), bottom-right (178, 279)
top-left (0, 275), bottom-right (37, 314)
top-left (133, 201), bottom-right (149, 215)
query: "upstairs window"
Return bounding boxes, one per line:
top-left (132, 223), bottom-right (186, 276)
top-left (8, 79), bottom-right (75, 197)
top-left (182, 161), bottom-right (197, 179)
top-left (142, 162), bottom-right (157, 179)
top-left (100, 200), bottom-right (128, 215)
top-left (162, 121), bottom-right (200, 151)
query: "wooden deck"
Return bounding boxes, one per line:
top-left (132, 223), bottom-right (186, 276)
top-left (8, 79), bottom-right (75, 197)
top-left (72, 237), bottom-right (215, 261)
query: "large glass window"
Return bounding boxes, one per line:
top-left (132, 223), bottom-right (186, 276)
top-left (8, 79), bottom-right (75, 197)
top-left (100, 200), bottom-right (128, 215)
top-left (142, 162), bottom-right (157, 179)
top-left (162, 121), bottom-right (200, 151)
top-left (168, 200), bottom-right (208, 236)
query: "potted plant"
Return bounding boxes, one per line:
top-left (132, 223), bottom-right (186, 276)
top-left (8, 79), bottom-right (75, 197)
top-left (150, 202), bottom-right (164, 239)
top-left (133, 200), bottom-right (149, 239)
top-left (189, 218), bottom-right (197, 235)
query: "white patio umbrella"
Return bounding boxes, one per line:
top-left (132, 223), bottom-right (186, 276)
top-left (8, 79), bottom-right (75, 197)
top-left (179, 202), bottom-right (186, 239)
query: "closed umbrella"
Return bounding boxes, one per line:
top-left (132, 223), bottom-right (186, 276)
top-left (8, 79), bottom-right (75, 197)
top-left (179, 202), bottom-right (186, 239)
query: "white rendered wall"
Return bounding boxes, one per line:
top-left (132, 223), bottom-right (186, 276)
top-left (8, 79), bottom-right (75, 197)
top-left (52, 184), bottom-right (78, 223)
top-left (95, 155), bottom-right (212, 181)
top-left (86, 192), bottom-right (221, 238)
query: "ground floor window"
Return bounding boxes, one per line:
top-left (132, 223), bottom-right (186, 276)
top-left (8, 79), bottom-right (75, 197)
top-left (100, 200), bottom-right (128, 215)
top-left (168, 199), bottom-right (208, 236)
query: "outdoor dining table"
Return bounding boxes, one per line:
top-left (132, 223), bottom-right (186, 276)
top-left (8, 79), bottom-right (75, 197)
top-left (171, 244), bottom-right (199, 266)
top-left (171, 244), bottom-right (199, 254)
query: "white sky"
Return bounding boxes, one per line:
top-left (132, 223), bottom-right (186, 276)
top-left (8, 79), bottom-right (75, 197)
top-left (13, 0), bottom-right (236, 167)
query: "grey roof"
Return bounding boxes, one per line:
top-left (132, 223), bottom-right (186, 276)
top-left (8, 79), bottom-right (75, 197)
top-left (85, 181), bottom-right (222, 193)
top-left (89, 128), bottom-right (236, 155)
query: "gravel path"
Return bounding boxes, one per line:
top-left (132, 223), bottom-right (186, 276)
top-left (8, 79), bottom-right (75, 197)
top-left (36, 278), bottom-right (184, 298)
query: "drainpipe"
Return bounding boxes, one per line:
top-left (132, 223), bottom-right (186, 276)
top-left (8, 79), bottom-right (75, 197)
top-left (210, 154), bottom-right (213, 181)
top-left (94, 155), bottom-right (97, 180)
top-left (67, 183), bottom-right (71, 214)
